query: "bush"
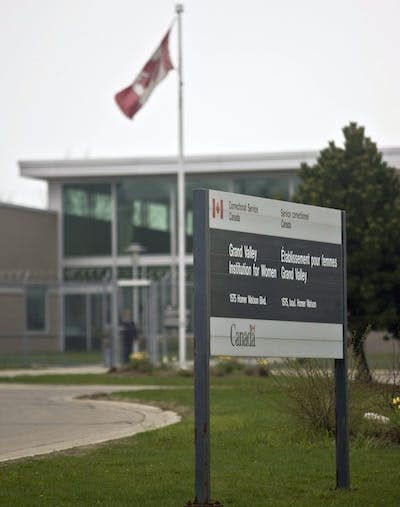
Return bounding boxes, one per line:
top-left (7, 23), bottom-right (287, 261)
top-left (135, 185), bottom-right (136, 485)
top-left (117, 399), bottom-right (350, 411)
top-left (276, 359), bottom-right (400, 444)
top-left (210, 357), bottom-right (245, 376)
top-left (245, 358), bottom-right (271, 377)
top-left (210, 357), bottom-right (273, 377)
top-left (276, 359), bottom-right (336, 434)
top-left (129, 351), bottom-right (153, 373)
top-left (388, 394), bottom-right (400, 442)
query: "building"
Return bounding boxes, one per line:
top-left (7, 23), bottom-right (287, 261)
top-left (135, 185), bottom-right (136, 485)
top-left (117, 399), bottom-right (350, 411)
top-left (17, 147), bottom-right (400, 358)
top-left (0, 203), bottom-right (59, 356)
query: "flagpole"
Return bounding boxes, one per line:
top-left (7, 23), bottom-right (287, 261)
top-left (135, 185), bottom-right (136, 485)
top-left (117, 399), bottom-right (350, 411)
top-left (176, 3), bottom-right (186, 369)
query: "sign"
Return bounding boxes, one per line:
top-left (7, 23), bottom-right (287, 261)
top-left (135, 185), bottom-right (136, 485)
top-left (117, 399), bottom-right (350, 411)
top-left (190, 189), bottom-right (349, 505)
top-left (208, 190), bottom-right (345, 359)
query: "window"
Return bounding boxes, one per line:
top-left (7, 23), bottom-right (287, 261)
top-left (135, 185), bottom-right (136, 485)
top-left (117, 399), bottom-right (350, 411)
top-left (63, 184), bottom-right (112, 257)
top-left (233, 173), bottom-right (297, 201)
top-left (26, 286), bottom-right (46, 332)
top-left (117, 178), bottom-right (172, 254)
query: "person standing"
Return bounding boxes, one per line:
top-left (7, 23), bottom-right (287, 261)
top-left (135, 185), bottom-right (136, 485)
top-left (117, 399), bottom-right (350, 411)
top-left (121, 309), bottom-right (138, 364)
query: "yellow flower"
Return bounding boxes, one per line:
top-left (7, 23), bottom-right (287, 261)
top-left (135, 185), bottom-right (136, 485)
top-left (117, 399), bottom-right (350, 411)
top-left (130, 351), bottom-right (148, 361)
top-left (391, 395), bottom-right (400, 407)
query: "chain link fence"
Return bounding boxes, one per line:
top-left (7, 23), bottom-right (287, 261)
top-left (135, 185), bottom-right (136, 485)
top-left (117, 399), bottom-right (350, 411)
top-left (0, 277), bottom-right (194, 369)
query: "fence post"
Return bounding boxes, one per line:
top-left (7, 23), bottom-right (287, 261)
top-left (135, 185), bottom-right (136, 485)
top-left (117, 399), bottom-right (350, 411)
top-left (148, 283), bottom-right (158, 364)
top-left (111, 280), bottom-right (120, 367)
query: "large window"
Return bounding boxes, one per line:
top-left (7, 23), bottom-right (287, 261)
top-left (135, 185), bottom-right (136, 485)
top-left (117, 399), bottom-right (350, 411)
top-left (61, 174), bottom-right (298, 259)
top-left (234, 173), bottom-right (297, 201)
top-left (63, 184), bottom-right (112, 257)
top-left (117, 179), bottom-right (172, 254)
top-left (26, 286), bottom-right (46, 332)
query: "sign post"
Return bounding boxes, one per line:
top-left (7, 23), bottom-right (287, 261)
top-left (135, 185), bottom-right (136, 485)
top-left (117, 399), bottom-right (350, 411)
top-left (192, 189), bottom-right (212, 505)
top-left (335, 211), bottom-right (350, 489)
top-left (188, 188), bottom-right (349, 505)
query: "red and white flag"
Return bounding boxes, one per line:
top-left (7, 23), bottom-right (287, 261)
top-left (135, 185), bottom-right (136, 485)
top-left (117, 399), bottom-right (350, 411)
top-left (212, 198), bottom-right (224, 219)
top-left (115, 29), bottom-right (174, 119)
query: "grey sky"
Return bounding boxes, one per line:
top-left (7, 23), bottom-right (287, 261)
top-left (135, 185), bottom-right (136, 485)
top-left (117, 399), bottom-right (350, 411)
top-left (1, 0), bottom-right (399, 207)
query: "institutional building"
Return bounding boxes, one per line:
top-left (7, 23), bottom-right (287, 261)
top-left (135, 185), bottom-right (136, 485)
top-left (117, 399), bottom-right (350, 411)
top-left (0, 203), bottom-right (59, 355)
top-left (14, 147), bottom-right (400, 357)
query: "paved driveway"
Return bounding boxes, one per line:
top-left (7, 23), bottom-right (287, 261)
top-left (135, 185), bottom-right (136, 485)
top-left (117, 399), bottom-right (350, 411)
top-left (0, 384), bottom-right (180, 462)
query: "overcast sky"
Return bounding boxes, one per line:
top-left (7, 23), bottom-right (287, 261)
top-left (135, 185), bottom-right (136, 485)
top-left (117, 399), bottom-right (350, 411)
top-left (1, 0), bottom-right (400, 208)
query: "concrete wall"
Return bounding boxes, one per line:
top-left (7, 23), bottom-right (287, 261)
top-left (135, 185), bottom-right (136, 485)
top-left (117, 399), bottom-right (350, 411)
top-left (365, 331), bottom-right (400, 356)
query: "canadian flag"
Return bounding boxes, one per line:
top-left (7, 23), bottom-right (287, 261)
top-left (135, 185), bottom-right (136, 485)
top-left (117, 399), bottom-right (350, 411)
top-left (115, 29), bottom-right (174, 119)
top-left (212, 198), bottom-right (224, 219)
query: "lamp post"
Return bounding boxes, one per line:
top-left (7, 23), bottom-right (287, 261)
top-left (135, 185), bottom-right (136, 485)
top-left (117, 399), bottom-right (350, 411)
top-left (126, 243), bottom-right (144, 352)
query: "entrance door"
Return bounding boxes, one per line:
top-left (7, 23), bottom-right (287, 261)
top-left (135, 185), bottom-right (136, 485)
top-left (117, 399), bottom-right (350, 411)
top-left (64, 292), bottom-right (109, 351)
top-left (64, 294), bottom-right (86, 351)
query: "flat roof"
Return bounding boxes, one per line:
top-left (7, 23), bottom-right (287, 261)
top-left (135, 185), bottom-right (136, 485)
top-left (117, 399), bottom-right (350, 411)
top-left (19, 147), bottom-right (400, 181)
top-left (0, 201), bottom-right (57, 216)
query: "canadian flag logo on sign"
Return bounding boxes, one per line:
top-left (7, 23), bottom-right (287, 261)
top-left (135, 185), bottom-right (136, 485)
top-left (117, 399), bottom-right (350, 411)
top-left (212, 198), bottom-right (224, 219)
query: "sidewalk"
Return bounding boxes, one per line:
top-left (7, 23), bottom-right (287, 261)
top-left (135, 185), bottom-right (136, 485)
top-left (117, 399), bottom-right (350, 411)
top-left (0, 383), bottom-right (180, 462)
top-left (0, 365), bottom-right (109, 377)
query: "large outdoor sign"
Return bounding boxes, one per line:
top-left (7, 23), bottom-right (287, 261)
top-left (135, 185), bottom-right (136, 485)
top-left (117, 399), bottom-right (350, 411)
top-left (189, 189), bottom-right (349, 505)
top-left (208, 189), bottom-right (345, 359)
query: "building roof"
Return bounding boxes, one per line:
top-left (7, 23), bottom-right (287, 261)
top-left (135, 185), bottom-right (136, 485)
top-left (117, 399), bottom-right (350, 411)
top-left (0, 201), bottom-right (56, 215)
top-left (19, 147), bottom-right (400, 181)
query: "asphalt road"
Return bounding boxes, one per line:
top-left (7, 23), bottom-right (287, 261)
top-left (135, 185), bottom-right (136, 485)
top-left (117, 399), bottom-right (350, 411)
top-left (0, 384), bottom-right (180, 462)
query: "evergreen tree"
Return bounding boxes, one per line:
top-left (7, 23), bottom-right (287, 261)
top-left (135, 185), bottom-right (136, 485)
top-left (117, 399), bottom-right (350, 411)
top-left (295, 122), bottom-right (400, 381)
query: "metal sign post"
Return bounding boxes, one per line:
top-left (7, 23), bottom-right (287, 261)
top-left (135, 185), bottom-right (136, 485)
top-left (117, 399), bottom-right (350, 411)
top-left (335, 211), bottom-right (350, 489)
top-left (186, 189), bottom-right (220, 506)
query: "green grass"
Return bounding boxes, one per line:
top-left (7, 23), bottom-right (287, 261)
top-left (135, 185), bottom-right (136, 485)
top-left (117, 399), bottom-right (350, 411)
top-left (0, 371), bottom-right (194, 386)
top-left (0, 375), bottom-right (399, 506)
top-left (0, 336), bottom-right (195, 370)
top-left (0, 350), bottom-right (103, 369)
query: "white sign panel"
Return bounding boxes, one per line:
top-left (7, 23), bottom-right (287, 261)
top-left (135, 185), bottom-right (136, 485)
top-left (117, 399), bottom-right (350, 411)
top-left (208, 190), bottom-right (344, 359)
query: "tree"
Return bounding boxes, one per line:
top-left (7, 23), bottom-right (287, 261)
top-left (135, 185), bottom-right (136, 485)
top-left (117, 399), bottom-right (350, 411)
top-left (294, 122), bottom-right (400, 382)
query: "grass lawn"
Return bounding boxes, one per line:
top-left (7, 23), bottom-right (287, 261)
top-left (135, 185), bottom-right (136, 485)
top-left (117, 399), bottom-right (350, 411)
top-left (0, 351), bottom-right (103, 369)
top-left (0, 374), bottom-right (399, 506)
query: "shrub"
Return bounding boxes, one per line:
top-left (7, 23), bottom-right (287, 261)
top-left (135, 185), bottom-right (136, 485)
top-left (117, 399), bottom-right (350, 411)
top-left (210, 357), bottom-right (245, 376)
top-left (388, 394), bottom-right (400, 442)
top-left (276, 359), bottom-right (336, 435)
top-left (275, 359), bottom-right (400, 444)
top-left (129, 351), bottom-right (153, 373)
top-left (245, 358), bottom-right (271, 377)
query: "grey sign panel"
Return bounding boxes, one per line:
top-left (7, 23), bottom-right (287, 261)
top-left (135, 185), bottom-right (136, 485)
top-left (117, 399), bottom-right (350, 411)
top-left (208, 189), bottom-right (344, 359)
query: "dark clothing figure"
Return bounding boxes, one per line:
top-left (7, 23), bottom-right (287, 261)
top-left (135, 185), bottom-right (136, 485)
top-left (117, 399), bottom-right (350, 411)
top-left (121, 319), bottom-right (138, 363)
